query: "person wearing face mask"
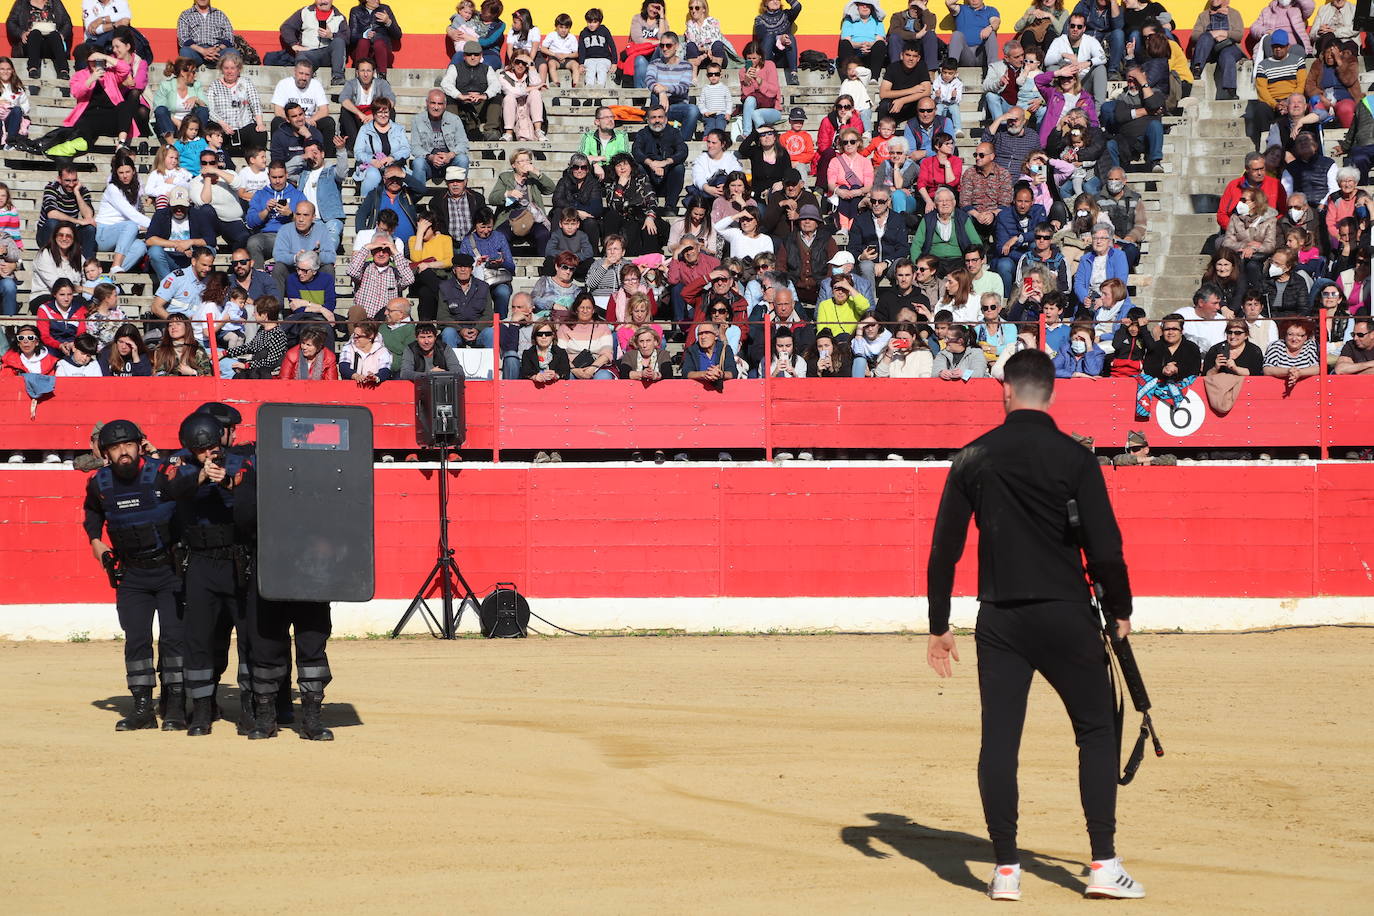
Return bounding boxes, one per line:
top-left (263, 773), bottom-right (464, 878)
top-left (1221, 188), bottom-right (1278, 285)
top-left (1188, 0), bottom-right (1244, 100)
top-left (1276, 191), bottom-right (1317, 238)
top-left (1259, 247), bottom-right (1314, 316)
top-left (1051, 321), bottom-right (1105, 377)
top-left (1249, 0), bottom-right (1313, 56)
top-left (1094, 167), bottom-right (1145, 269)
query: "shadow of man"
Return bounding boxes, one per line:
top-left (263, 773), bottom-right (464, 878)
top-left (839, 812), bottom-right (1085, 894)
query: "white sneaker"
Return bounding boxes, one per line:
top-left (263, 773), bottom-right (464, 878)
top-left (987, 865), bottom-right (1021, 901)
top-left (774, 451), bottom-right (794, 461)
top-left (7, 453), bottom-right (25, 463)
top-left (42, 452), bottom-right (61, 463)
top-left (797, 451), bottom-right (814, 461)
top-left (1085, 858), bottom-right (1145, 899)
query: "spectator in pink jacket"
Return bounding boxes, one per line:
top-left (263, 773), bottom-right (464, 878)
top-left (1249, 0), bottom-right (1314, 55)
top-left (63, 33), bottom-right (150, 148)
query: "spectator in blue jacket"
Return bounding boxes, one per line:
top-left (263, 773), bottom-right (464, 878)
top-left (273, 200), bottom-right (336, 294)
top-left (1073, 225), bottom-right (1130, 311)
top-left (1072, 0), bottom-right (1125, 79)
top-left (1052, 321), bottom-right (1107, 377)
top-left (458, 208), bottom-right (516, 317)
top-left (245, 161), bottom-right (306, 267)
top-left (992, 185), bottom-right (1048, 296)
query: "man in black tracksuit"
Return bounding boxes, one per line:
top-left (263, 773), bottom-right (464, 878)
top-left (925, 349), bottom-right (1146, 902)
top-left (82, 420), bottom-right (186, 731)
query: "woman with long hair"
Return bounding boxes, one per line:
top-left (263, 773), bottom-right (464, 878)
top-left (63, 32), bottom-right (149, 150)
top-left (30, 223), bottom-right (82, 307)
top-left (828, 126), bottom-right (873, 227)
top-left (144, 143), bottom-right (192, 209)
top-left (558, 291), bottom-right (617, 379)
top-left (814, 94), bottom-right (864, 186)
top-left (151, 57), bottom-right (209, 142)
top-left (349, 0), bottom-right (404, 76)
top-left (97, 322), bottom-right (151, 376)
top-left (477, 0), bottom-right (507, 69)
top-left (710, 171), bottom-right (754, 225)
top-left (738, 41), bottom-right (782, 134)
top-left (628, 0), bottom-right (668, 88)
top-left (151, 313), bottom-right (212, 376)
top-left (1202, 247), bottom-right (1247, 312)
top-left (498, 51), bottom-right (545, 141)
top-left (736, 122), bottom-right (792, 195)
top-left (667, 197), bottom-right (719, 254)
top-left (94, 151), bottom-right (148, 274)
top-left (614, 292), bottom-right (666, 351)
top-left (0, 56), bottom-right (30, 147)
top-left (752, 0), bottom-right (801, 86)
top-left (936, 268), bottom-right (979, 322)
top-left (685, 1), bottom-right (731, 74)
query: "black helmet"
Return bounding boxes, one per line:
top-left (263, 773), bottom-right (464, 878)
top-left (178, 413), bottom-right (224, 453)
top-left (194, 401), bottom-right (242, 428)
top-left (97, 419), bottom-right (143, 453)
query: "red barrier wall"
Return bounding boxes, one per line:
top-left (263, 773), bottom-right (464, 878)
top-left (7, 376), bottom-right (1374, 454)
top-left (5, 463), bottom-right (1371, 606)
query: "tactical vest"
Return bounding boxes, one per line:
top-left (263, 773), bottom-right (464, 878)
top-left (178, 451), bottom-right (250, 550)
top-left (95, 460), bottom-right (176, 558)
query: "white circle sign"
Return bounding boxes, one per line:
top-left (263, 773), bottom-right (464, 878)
top-left (1155, 389), bottom-right (1206, 438)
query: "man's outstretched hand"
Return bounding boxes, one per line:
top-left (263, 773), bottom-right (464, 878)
top-left (927, 631), bottom-right (959, 677)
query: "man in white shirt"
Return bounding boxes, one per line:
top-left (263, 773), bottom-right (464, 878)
top-left (82, 0), bottom-right (132, 49)
top-left (196, 150), bottom-right (250, 250)
top-left (1176, 284), bottom-right (1228, 352)
top-left (1044, 13), bottom-right (1108, 103)
top-left (271, 60), bottom-right (336, 149)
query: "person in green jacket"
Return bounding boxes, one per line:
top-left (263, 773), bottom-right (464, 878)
top-left (909, 186), bottom-right (981, 272)
top-left (579, 106), bottom-right (632, 181)
top-left (151, 58), bottom-right (212, 141)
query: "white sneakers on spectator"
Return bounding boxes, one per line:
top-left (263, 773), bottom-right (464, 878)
top-left (7, 453), bottom-right (25, 463)
top-left (987, 864), bottom-right (1021, 901)
top-left (1085, 858), bottom-right (1146, 899)
top-left (774, 451), bottom-right (794, 461)
top-left (797, 451), bottom-right (814, 461)
top-left (43, 452), bottom-right (61, 463)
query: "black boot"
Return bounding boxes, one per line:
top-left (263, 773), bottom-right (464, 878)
top-left (186, 696), bottom-right (214, 736)
top-left (115, 687), bottom-right (158, 731)
top-left (246, 693), bottom-right (279, 740)
top-left (276, 681), bottom-right (295, 724)
top-left (299, 691), bottom-right (334, 741)
top-left (235, 690), bottom-right (254, 736)
top-left (160, 684), bottom-right (187, 731)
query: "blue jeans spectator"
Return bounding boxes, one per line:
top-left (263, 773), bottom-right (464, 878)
top-left (358, 167), bottom-right (385, 201)
top-left (153, 104), bottom-right (211, 139)
top-left (410, 152), bottom-right (470, 191)
top-left (178, 41), bottom-right (232, 65)
top-left (501, 351), bottom-right (520, 379)
top-left (850, 358), bottom-right (869, 377)
top-left (742, 97), bottom-right (782, 133)
top-left (1190, 33), bottom-right (1241, 93)
top-left (1346, 145), bottom-right (1374, 183)
top-left (0, 275), bottom-right (17, 317)
top-left (440, 326), bottom-right (495, 349)
top-left (936, 99), bottom-right (962, 135)
top-left (1, 106), bottom-right (22, 143)
top-left (992, 255), bottom-right (1018, 297)
top-left (762, 38), bottom-right (798, 81)
top-left (702, 113), bottom-right (727, 134)
top-left (984, 92), bottom-right (1012, 120)
top-left (95, 221), bottom-right (148, 272)
top-left (1090, 28), bottom-right (1125, 74)
top-left (148, 246), bottom-right (190, 283)
top-left (490, 282), bottom-right (512, 318)
top-left (1101, 101), bottom-right (1164, 166)
top-left (633, 51), bottom-right (661, 89)
top-left (667, 102), bottom-right (701, 140)
top-left (669, 283), bottom-right (690, 325)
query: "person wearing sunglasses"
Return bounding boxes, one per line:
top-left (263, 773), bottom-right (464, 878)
top-left (226, 247), bottom-right (275, 302)
top-left (1335, 316), bottom-right (1374, 375)
top-left (814, 94), bottom-right (864, 187)
top-left (1, 323), bottom-right (59, 376)
top-left (645, 32), bottom-right (701, 140)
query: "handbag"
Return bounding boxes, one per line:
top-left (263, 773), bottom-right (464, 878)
top-left (508, 206), bottom-right (535, 237)
top-left (1203, 373), bottom-right (1244, 416)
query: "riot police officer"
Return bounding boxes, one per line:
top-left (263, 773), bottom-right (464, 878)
top-left (233, 471), bottom-right (336, 741)
top-left (170, 412), bottom-right (256, 737)
top-left (81, 420), bottom-right (187, 731)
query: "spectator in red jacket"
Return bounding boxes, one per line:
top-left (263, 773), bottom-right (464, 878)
top-left (279, 326), bottom-right (340, 379)
top-left (1, 325), bottom-right (60, 375)
top-left (1217, 151), bottom-right (1287, 231)
top-left (35, 279), bottom-right (88, 356)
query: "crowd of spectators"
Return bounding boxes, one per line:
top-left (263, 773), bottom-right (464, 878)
top-left (0, 0), bottom-right (1371, 414)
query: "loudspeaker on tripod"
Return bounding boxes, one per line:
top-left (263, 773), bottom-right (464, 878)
top-left (414, 371), bottom-right (466, 447)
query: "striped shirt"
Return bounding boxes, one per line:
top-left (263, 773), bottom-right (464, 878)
top-left (644, 59), bottom-right (694, 103)
top-left (1263, 338), bottom-right (1319, 369)
top-left (176, 7), bottom-right (234, 49)
top-left (37, 182), bottom-right (92, 239)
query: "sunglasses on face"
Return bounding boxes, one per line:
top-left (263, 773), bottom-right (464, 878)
top-left (1354, 331), bottom-right (1371, 338)
top-left (1035, 234), bottom-right (1053, 240)
top-left (1226, 329), bottom-right (1247, 335)
top-left (974, 152), bottom-right (990, 159)
top-left (659, 42), bottom-right (675, 49)
top-left (710, 308), bottom-right (731, 315)
top-left (837, 104), bottom-right (853, 111)
top-left (231, 259), bottom-right (250, 266)
top-left (534, 330), bottom-right (554, 337)
top-left (982, 305), bottom-right (999, 312)
top-left (16, 334), bottom-right (37, 341)
top-left (712, 276), bottom-right (731, 283)
top-left (555, 264), bottom-right (573, 271)
top-left (843, 139), bottom-right (859, 145)
top-left (918, 107), bottom-right (935, 113)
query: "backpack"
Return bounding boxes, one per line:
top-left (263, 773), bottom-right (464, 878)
top-left (799, 50), bottom-right (833, 74)
top-left (233, 35), bottom-right (261, 66)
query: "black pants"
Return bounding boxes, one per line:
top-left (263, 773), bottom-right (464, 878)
top-left (250, 593), bottom-right (332, 698)
top-left (215, 122), bottom-right (265, 158)
top-left (411, 268), bottom-right (445, 322)
top-left (18, 32), bottom-right (67, 77)
top-left (182, 552), bottom-right (251, 701)
top-left (75, 93), bottom-right (146, 144)
top-left (837, 39), bottom-right (888, 81)
top-left (1243, 100), bottom-right (1278, 152)
top-left (115, 563), bottom-right (184, 692)
top-left (975, 600), bottom-right (1117, 865)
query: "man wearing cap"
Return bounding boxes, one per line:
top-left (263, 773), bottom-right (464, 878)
top-left (761, 168), bottom-right (821, 237)
top-left (778, 203), bottom-right (837, 305)
top-left (440, 40), bottom-right (503, 140)
top-left (411, 89), bottom-right (471, 188)
top-left (146, 186), bottom-right (215, 284)
top-left (246, 161), bottom-right (308, 269)
top-left (818, 249), bottom-right (877, 304)
top-left (428, 166), bottom-right (485, 243)
top-left (1112, 430), bottom-right (1176, 466)
top-left (847, 188), bottom-right (910, 290)
top-left (1243, 31), bottom-right (1307, 153)
top-left (438, 253), bottom-right (494, 347)
top-left (779, 107), bottom-right (816, 167)
top-left (83, 420), bottom-right (186, 732)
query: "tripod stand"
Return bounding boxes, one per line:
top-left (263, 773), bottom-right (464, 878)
top-left (391, 451), bottom-right (479, 639)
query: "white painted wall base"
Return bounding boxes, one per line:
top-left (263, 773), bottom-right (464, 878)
top-left (3, 595), bottom-right (1371, 641)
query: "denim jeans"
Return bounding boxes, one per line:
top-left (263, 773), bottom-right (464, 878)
top-left (501, 352), bottom-right (521, 379)
top-left (742, 97), bottom-right (782, 134)
top-left (702, 114), bottom-right (727, 135)
top-left (153, 104), bottom-right (211, 138)
top-left (178, 41), bottom-right (232, 65)
top-left (984, 92), bottom-right (1012, 120)
top-left (633, 51), bottom-right (661, 89)
top-left (148, 247), bottom-right (189, 283)
top-left (441, 326), bottom-right (494, 349)
top-left (410, 152), bottom-right (471, 191)
top-left (96, 221), bottom-right (148, 269)
top-left (667, 102), bottom-right (701, 140)
top-left (490, 282), bottom-right (512, 318)
top-left (0, 275), bottom-right (17, 316)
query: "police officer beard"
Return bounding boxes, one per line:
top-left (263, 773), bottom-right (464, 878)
top-left (111, 452), bottom-right (140, 480)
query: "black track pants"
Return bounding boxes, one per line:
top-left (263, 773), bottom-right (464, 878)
top-left (115, 564), bottom-right (184, 692)
top-left (975, 600), bottom-right (1118, 865)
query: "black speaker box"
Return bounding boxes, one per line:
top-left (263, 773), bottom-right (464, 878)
top-left (413, 372), bottom-right (466, 447)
